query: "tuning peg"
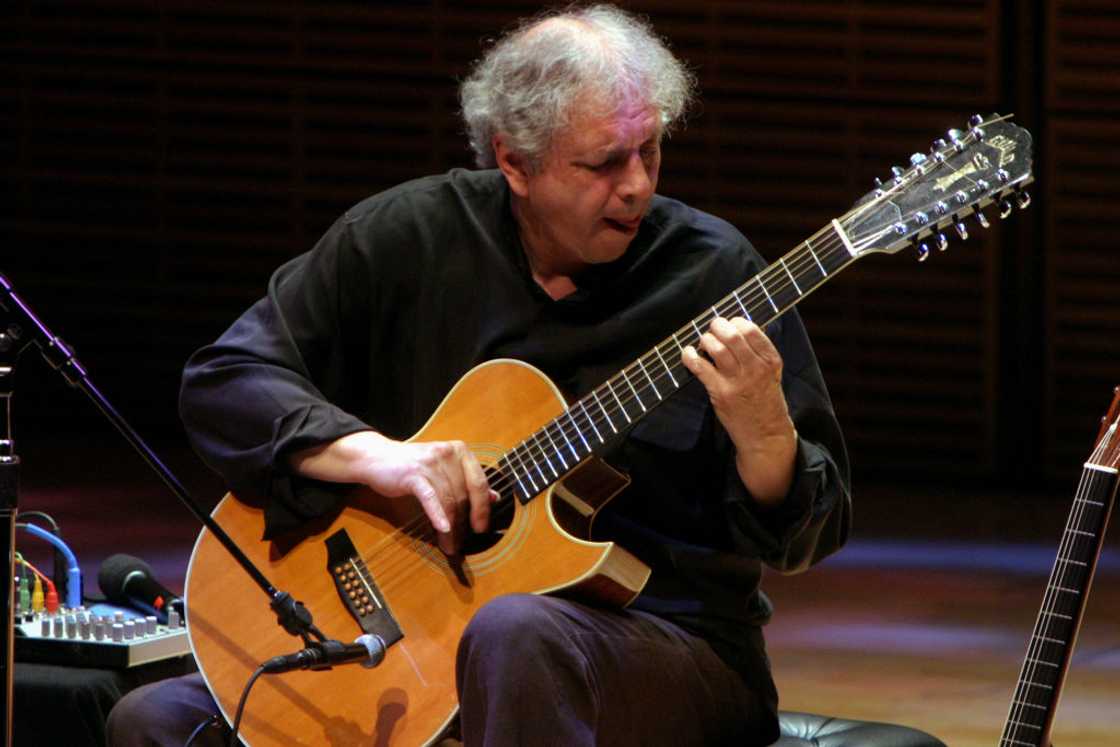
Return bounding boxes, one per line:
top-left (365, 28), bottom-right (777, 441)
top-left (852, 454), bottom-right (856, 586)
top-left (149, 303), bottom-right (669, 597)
top-left (935, 200), bottom-right (949, 217)
top-left (891, 165), bottom-right (905, 184)
top-left (999, 199), bottom-right (1014, 219)
top-left (997, 168), bottom-right (1010, 183)
top-left (910, 152), bottom-right (928, 167)
top-left (1016, 191), bottom-right (1031, 209)
top-left (970, 126), bottom-right (986, 141)
top-left (968, 114), bottom-right (984, 127)
top-left (936, 232), bottom-right (949, 251)
top-left (916, 242), bottom-right (931, 262)
top-left (954, 220), bottom-right (969, 240)
top-left (948, 128), bottom-right (964, 142)
top-left (975, 208), bottom-right (990, 229)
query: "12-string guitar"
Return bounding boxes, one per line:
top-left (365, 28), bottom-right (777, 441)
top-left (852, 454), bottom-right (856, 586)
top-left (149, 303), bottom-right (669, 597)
top-left (998, 388), bottom-right (1120, 747)
top-left (187, 115), bottom-right (1034, 746)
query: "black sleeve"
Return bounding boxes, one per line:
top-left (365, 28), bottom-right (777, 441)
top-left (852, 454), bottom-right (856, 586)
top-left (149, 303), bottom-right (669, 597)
top-left (720, 308), bottom-right (852, 573)
top-left (179, 217), bottom-right (377, 538)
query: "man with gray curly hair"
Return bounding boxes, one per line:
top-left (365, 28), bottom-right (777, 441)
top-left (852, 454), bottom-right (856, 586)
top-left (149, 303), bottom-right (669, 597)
top-left (107, 4), bottom-right (849, 746)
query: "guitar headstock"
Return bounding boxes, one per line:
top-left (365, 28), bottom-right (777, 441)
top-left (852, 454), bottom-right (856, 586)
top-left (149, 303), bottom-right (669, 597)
top-left (842, 114), bottom-right (1034, 261)
top-left (1090, 387), bottom-right (1120, 470)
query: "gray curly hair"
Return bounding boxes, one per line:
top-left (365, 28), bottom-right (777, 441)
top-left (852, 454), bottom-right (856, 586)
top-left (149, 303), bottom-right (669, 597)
top-left (459, 4), bottom-right (696, 171)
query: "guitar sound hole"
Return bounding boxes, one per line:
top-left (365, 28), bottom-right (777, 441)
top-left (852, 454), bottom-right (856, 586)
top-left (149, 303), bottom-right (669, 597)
top-left (459, 499), bottom-right (514, 556)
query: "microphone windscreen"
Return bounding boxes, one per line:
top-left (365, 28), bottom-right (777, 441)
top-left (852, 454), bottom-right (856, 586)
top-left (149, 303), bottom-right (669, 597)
top-left (98, 553), bottom-right (154, 599)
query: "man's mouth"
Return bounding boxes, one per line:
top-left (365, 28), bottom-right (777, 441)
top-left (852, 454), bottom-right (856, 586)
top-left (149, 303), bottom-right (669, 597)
top-left (605, 216), bottom-right (642, 232)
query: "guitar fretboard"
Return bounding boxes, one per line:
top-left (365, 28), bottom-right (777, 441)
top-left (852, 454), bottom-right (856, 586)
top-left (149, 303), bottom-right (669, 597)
top-left (492, 221), bottom-right (858, 504)
top-left (999, 461), bottom-right (1119, 747)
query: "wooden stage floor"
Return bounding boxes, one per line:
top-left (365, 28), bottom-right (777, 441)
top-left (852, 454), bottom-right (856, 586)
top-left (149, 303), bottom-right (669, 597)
top-left (13, 434), bottom-right (1119, 746)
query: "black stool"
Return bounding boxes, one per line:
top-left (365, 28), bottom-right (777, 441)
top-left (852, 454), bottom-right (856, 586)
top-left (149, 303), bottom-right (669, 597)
top-left (774, 711), bottom-right (946, 747)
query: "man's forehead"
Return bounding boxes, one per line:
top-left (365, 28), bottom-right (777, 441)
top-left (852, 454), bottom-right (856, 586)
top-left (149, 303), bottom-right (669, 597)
top-left (559, 99), bottom-right (662, 152)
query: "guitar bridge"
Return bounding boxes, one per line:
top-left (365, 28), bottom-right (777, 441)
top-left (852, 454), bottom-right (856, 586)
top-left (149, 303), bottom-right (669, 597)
top-left (325, 529), bottom-right (404, 647)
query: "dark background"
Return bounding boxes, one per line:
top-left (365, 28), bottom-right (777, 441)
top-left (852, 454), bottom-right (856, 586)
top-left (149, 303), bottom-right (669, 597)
top-left (3, 0), bottom-right (1118, 495)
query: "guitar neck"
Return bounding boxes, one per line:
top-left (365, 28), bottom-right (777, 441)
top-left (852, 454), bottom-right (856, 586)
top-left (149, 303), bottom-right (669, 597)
top-left (999, 462), bottom-right (1119, 746)
top-left (496, 220), bottom-right (859, 503)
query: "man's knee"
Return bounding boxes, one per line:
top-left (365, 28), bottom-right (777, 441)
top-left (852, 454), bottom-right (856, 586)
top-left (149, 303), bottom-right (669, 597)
top-left (106, 673), bottom-right (224, 747)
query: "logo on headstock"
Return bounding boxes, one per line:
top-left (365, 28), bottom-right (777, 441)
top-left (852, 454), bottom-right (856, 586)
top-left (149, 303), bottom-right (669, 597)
top-left (932, 134), bottom-right (1018, 193)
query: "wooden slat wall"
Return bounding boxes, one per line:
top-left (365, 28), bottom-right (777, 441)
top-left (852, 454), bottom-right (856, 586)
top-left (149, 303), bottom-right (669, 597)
top-left (1043, 1), bottom-right (1120, 480)
top-left (1, 0), bottom-right (1047, 484)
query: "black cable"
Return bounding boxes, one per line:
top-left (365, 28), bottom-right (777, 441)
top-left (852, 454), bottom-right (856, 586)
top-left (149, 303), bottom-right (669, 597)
top-left (18, 510), bottom-right (68, 602)
top-left (229, 666), bottom-right (266, 747)
top-left (183, 714), bottom-right (222, 747)
top-left (17, 511), bottom-right (59, 533)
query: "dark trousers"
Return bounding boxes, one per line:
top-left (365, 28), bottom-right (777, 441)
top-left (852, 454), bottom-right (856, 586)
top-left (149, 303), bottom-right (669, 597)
top-left (107, 594), bottom-right (776, 746)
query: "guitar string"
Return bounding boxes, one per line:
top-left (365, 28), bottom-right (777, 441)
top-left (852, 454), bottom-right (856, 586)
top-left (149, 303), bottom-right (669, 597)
top-left (360, 233), bottom-right (848, 543)
top-left (364, 201), bottom-right (986, 586)
top-left (1004, 468), bottom-right (1097, 744)
top-left (363, 163), bottom-right (1021, 592)
top-left (359, 230), bottom-right (863, 585)
top-left (1003, 433), bottom-right (1110, 743)
top-left (1005, 438), bottom-right (1103, 742)
top-left (361, 143), bottom-right (1023, 579)
top-left (358, 235), bottom-right (855, 583)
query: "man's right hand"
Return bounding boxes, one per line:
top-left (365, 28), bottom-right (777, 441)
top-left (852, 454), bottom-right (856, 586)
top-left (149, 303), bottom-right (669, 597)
top-left (288, 430), bottom-right (495, 555)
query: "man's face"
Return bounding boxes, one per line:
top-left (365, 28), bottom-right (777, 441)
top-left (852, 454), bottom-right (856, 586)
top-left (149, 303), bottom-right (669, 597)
top-left (510, 98), bottom-right (662, 276)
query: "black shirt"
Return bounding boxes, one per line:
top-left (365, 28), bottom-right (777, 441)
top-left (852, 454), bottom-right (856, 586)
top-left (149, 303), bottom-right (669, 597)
top-left (180, 168), bottom-right (851, 677)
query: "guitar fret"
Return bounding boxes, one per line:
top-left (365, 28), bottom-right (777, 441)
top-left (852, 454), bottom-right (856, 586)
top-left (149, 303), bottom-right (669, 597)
top-left (1051, 585), bottom-right (1080, 596)
top-left (543, 427), bottom-right (568, 471)
top-left (620, 369), bottom-right (646, 413)
top-left (1006, 719), bottom-right (1041, 731)
top-left (511, 446), bottom-right (541, 495)
top-left (1069, 529), bottom-right (1095, 538)
top-left (757, 276), bottom-right (778, 312)
top-left (531, 433), bottom-right (559, 478)
top-left (1041, 610), bottom-right (1073, 621)
top-left (730, 288), bottom-right (751, 320)
top-left (1024, 656), bottom-right (1059, 668)
top-left (1075, 497), bottom-right (1105, 507)
top-left (780, 257), bottom-right (803, 295)
top-left (637, 357), bottom-right (661, 401)
top-left (566, 409), bottom-right (590, 453)
top-left (671, 332), bottom-right (685, 353)
top-left (805, 238), bottom-right (828, 277)
top-left (556, 417), bottom-right (580, 461)
top-left (1032, 634), bottom-right (1066, 645)
top-left (606, 380), bottom-right (632, 423)
top-left (653, 345), bottom-right (679, 388)
top-left (691, 319), bottom-right (704, 342)
top-left (1058, 557), bottom-right (1088, 567)
top-left (579, 401), bottom-right (605, 444)
top-left (593, 390), bottom-right (618, 434)
top-left (1024, 682), bottom-right (1053, 690)
top-left (501, 454), bottom-right (533, 500)
top-left (1001, 738), bottom-right (1035, 747)
top-left (1010, 699), bottom-right (1047, 712)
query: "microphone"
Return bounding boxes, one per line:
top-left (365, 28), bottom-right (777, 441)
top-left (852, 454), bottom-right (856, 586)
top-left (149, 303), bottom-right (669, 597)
top-left (262, 635), bottom-right (386, 674)
top-left (97, 553), bottom-right (184, 624)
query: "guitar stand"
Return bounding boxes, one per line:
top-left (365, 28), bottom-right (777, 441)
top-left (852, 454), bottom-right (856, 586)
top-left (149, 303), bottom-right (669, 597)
top-left (0, 273), bottom-right (331, 747)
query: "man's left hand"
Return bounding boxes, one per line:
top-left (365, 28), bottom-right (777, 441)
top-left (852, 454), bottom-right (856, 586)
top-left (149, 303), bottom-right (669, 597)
top-left (681, 316), bottom-right (797, 506)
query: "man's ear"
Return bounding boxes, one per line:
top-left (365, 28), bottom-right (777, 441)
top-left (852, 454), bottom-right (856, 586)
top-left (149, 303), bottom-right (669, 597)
top-left (493, 134), bottom-right (531, 198)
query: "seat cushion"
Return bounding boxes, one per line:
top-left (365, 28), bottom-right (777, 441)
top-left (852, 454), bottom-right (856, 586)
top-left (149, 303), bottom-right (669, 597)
top-left (773, 711), bottom-right (947, 747)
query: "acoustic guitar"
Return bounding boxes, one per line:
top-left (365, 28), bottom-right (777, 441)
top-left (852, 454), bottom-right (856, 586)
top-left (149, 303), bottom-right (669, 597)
top-left (187, 115), bottom-right (1034, 746)
top-left (998, 388), bottom-right (1120, 747)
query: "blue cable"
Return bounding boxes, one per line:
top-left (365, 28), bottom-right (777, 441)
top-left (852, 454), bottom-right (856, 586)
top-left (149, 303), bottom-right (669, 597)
top-left (17, 522), bottom-right (82, 609)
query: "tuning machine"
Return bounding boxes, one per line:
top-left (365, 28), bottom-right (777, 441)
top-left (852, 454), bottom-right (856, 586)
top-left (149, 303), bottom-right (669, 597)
top-left (954, 220), bottom-right (969, 240)
top-left (916, 241), bottom-right (931, 262)
top-left (1016, 191), bottom-right (1031, 209)
top-left (974, 207), bottom-right (991, 229)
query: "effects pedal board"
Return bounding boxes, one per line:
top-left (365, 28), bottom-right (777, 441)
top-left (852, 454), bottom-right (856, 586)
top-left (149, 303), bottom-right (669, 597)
top-left (14, 603), bottom-right (191, 668)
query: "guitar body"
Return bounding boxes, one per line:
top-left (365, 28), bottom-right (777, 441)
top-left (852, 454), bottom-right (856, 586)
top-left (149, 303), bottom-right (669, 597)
top-left (186, 360), bottom-right (650, 746)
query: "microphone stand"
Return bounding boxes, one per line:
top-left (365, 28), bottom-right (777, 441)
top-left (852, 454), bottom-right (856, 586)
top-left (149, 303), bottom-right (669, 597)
top-left (0, 273), bottom-right (333, 747)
